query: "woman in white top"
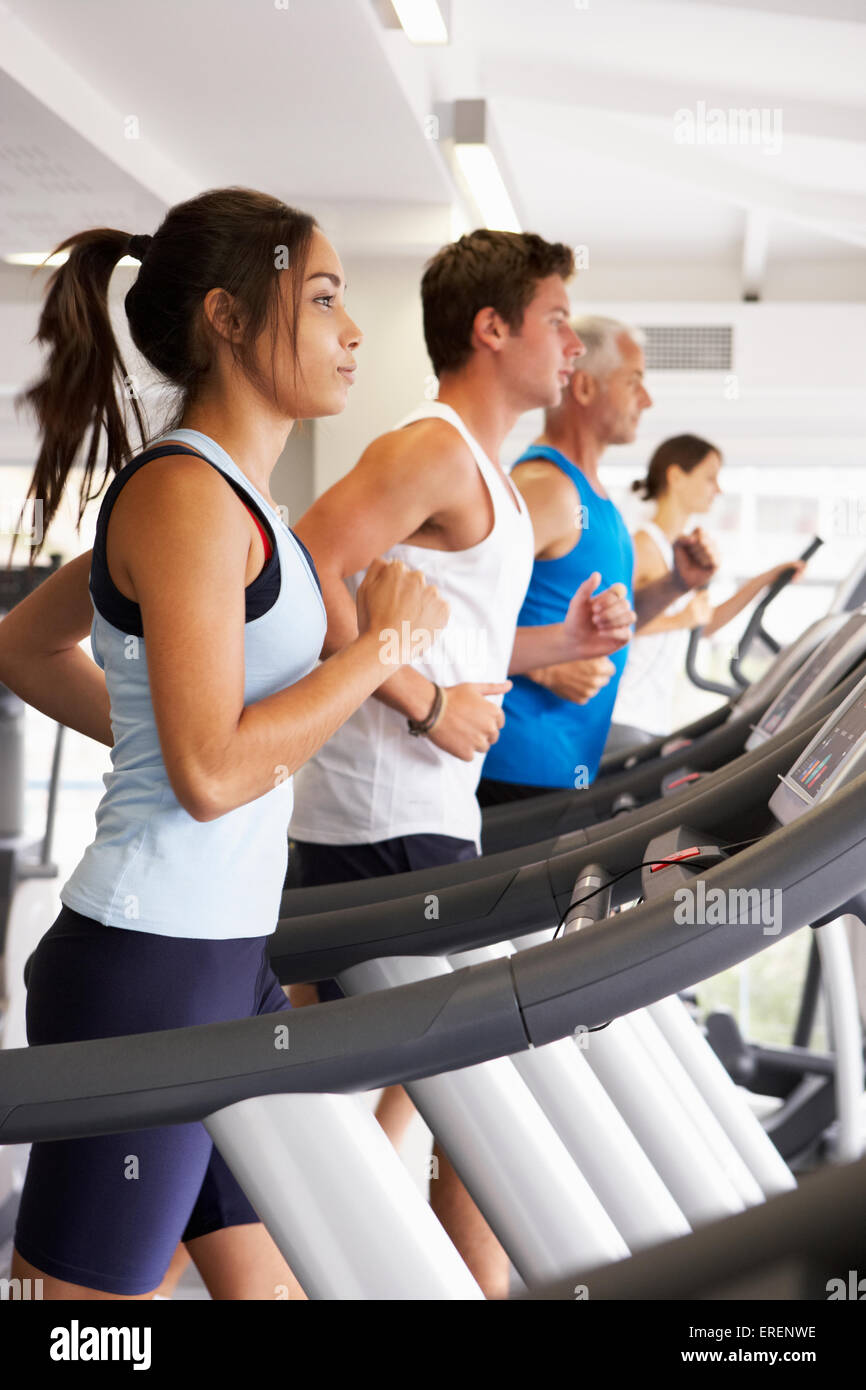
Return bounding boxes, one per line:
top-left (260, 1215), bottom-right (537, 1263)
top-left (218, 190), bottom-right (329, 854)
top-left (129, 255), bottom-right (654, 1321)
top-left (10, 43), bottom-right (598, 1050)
top-left (611, 434), bottom-right (806, 741)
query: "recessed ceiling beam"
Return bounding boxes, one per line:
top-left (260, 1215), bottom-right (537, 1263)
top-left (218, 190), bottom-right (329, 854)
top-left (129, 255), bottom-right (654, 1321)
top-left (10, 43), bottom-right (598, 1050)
top-left (0, 5), bottom-right (198, 206)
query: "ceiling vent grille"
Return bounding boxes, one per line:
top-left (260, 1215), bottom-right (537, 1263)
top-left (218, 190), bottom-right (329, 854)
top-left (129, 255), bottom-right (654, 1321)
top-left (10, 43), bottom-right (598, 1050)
top-left (640, 325), bottom-right (734, 371)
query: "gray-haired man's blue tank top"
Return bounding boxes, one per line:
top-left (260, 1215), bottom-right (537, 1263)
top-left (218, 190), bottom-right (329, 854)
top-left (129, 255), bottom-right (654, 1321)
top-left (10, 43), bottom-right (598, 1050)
top-left (60, 428), bottom-right (327, 939)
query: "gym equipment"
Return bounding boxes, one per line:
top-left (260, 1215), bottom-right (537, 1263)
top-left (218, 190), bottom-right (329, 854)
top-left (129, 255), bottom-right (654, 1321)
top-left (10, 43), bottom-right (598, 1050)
top-left (4, 675), bottom-right (866, 1297)
top-left (534, 1149), bottom-right (866, 1300)
top-left (477, 606), bottom-right (866, 855)
top-left (594, 610), bottom-right (839, 784)
top-left (600, 538), bottom-right (866, 781)
top-left (272, 678), bottom-right (866, 1179)
top-left (278, 629), bottom-right (866, 923)
top-left (744, 608), bottom-right (866, 750)
top-left (829, 553), bottom-right (866, 615)
top-left (685, 535), bottom-right (823, 698)
top-left (0, 558), bottom-right (66, 1030)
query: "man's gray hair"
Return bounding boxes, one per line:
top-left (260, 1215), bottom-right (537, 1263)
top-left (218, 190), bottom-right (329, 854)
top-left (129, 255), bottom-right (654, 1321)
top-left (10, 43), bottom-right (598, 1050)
top-left (570, 315), bottom-right (646, 380)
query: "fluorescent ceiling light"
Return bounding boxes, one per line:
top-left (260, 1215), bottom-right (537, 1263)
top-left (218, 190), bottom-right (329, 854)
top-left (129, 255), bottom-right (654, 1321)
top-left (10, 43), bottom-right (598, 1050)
top-left (4, 251), bottom-right (138, 267)
top-left (450, 202), bottom-right (471, 240)
top-left (391, 0), bottom-right (449, 44)
top-left (453, 144), bottom-right (521, 233)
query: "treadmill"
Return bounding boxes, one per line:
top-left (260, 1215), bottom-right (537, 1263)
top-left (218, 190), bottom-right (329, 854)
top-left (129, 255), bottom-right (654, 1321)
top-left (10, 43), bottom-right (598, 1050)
top-left (477, 604), bottom-right (866, 854)
top-left (4, 670), bottom-right (865, 1298)
top-left (477, 536), bottom-right (863, 850)
top-left (603, 533), bottom-right (866, 777)
top-left (682, 534), bottom-right (825, 704)
top-left (592, 535), bottom-right (830, 779)
top-left (277, 613), bottom-right (866, 921)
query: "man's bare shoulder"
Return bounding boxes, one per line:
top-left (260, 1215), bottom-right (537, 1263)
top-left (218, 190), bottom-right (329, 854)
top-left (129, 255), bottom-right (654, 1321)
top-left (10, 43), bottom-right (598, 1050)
top-left (511, 458), bottom-right (579, 504)
top-left (360, 416), bottom-right (476, 482)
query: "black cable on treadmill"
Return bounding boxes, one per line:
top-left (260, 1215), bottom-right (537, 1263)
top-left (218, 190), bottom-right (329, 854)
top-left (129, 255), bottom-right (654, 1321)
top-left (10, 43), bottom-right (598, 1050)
top-left (550, 836), bottom-right (764, 941)
top-left (545, 835), bottom-right (763, 1034)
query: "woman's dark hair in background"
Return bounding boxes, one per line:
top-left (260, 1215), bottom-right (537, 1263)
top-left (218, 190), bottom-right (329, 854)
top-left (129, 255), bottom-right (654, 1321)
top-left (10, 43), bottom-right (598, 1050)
top-left (631, 432), bottom-right (721, 502)
top-left (13, 187), bottom-right (318, 565)
top-left (422, 228), bottom-right (575, 378)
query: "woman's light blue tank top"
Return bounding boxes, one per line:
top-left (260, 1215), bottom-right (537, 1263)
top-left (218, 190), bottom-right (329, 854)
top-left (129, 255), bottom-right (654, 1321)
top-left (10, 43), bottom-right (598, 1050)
top-left (482, 445), bottom-right (634, 789)
top-left (60, 428), bottom-right (327, 939)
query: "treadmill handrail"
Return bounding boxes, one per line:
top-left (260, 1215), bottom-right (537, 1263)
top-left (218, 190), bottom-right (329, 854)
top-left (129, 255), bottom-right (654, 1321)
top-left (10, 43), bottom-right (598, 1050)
top-left (2, 771), bottom-right (866, 1144)
top-left (729, 536), bottom-right (823, 689)
top-left (597, 704), bottom-right (729, 777)
top-left (685, 622), bottom-right (743, 698)
top-left (269, 709), bottom-right (815, 980)
top-left (601, 608), bottom-right (845, 778)
top-left (476, 654), bottom-right (866, 857)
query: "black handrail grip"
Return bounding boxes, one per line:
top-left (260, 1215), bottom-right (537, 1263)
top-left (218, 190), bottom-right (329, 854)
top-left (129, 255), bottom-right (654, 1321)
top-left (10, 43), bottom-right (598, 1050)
top-left (730, 536), bottom-right (823, 688)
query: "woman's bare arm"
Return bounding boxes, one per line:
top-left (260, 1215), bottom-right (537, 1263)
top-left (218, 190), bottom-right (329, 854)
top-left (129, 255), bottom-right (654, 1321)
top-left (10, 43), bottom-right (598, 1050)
top-left (0, 550), bottom-right (114, 746)
top-left (0, 459), bottom-right (442, 823)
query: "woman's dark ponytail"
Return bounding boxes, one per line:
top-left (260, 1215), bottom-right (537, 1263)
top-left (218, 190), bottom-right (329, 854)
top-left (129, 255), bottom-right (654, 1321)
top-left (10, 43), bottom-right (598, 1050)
top-left (13, 187), bottom-right (318, 566)
top-left (11, 229), bottom-right (147, 566)
top-left (631, 433), bottom-right (721, 502)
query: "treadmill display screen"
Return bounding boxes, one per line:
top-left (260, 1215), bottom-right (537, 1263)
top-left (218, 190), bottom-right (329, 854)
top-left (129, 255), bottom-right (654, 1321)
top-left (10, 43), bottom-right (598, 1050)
top-left (758, 616), bottom-right (862, 737)
top-left (786, 693), bottom-right (866, 801)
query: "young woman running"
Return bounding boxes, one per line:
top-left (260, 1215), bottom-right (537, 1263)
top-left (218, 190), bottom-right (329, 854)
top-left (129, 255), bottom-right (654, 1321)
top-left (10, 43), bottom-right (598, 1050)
top-left (0, 187), bottom-right (447, 1300)
top-left (610, 433), bottom-right (807, 741)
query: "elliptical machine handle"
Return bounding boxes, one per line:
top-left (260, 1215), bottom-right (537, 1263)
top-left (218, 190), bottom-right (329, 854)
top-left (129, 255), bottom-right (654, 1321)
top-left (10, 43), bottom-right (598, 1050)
top-left (729, 535), bottom-right (823, 689)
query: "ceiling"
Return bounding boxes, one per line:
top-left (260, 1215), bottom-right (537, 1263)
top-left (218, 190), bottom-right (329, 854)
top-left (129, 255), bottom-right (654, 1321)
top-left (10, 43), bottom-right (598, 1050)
top-left (0, 0), bottom-right (864, 296)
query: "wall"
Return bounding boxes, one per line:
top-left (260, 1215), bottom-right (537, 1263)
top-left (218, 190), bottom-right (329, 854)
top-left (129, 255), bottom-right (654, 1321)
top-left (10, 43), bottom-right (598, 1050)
top-left (311, 253), bottom-right (433, 496)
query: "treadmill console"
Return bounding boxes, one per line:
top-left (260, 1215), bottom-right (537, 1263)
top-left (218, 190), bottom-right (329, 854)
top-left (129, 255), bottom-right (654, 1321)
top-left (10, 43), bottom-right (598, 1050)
top-left (770, 671), bottom-right (866, 824)
top-left (746, 608), bottom-right (866, 751)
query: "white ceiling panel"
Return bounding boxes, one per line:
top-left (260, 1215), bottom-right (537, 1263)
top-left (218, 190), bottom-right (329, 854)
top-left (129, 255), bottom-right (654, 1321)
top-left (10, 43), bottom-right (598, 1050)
top-left (0, 0), bottom-right (862, 296)
top-left (1, 0), bottom-right (452, 211)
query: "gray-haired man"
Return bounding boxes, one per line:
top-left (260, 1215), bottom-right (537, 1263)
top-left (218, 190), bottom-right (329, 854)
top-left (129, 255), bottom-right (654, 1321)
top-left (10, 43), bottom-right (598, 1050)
top-left (478, 314), bottom-right (717, 803)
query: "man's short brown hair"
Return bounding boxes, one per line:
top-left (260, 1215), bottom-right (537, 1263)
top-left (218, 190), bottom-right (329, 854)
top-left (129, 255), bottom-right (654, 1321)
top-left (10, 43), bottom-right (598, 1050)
top-left (421, 229), bottom-right (575, 377)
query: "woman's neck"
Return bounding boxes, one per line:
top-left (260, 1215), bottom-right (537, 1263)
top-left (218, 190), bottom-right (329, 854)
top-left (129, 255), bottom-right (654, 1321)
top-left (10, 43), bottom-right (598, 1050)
top-left (179, 395), bottom-right (291, 509)
top-left (652, 494), bottom-right (690, 540)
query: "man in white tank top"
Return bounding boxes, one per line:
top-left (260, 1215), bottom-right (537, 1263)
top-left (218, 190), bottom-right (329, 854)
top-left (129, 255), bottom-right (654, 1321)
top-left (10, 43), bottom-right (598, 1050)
top-left (288, 231), bottom-right (636, 1296)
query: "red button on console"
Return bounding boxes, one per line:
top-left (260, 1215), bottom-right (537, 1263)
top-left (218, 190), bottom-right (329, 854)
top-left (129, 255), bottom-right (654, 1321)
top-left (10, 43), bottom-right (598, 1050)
top-left (650, 846), bottom-right (703, 872)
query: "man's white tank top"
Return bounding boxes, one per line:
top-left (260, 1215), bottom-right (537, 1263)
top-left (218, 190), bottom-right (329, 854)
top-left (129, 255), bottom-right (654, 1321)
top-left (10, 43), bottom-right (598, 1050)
top-left (290, 401), bottom-right (535, 849)
top-left (612, 520), bottom-right (693, 736)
